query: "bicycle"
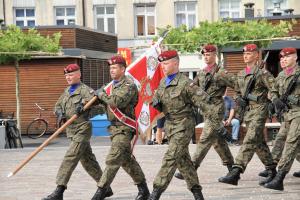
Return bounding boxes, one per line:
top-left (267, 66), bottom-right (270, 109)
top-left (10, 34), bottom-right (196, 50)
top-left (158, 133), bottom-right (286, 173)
top-left (26, 103), bottom-right (61, 139)
top-left (0, 111), bottom-right (23, 148)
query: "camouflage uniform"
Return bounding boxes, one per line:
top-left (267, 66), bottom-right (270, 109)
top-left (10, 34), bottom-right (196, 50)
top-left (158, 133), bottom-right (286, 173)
top-left (271, 122), bottom-right (300, 164)
top-left (233, 66), bottom-right (276, 172)
top-left (151, 73), bottom-right (208, 192)
top-left (97, 75), bottom-right (146, 188)
top-left (270, 66), bottom-right (300, 173)
top-left (55, 82), bottom-right (102, 186)
top-left (191, 65), bottom-right (235, 169)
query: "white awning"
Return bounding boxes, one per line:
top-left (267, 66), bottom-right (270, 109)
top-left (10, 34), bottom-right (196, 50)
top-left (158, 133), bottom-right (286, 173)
top-left (134, 0), bottom-right (157, 4)
top-left (53, 0), bottom-right (76, 6)
top-left (13, 0), bottom-right (35, 7)
top-left (93, 0), bottom-right (116, 5)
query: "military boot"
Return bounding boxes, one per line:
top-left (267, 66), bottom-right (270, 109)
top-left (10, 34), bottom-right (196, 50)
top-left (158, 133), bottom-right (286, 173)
top-left (135, 181), bottom-right (150, 200)
top-left (293, 170), bottom-right (300, 177)
top-left (264, 170), bottom-right (287, 191)
top-left (148, 188), bottom-right (163, 200)
top-left (218, 167), bottom-right (241, 185)
top-left (258, 169), bottom-right (268, 177)
top-left (191, 185), bottom-right (204, 200)
top-left (91, 187), bottom-right (107, 200)
top-left (227, 165), bottom-right (233, 172)
top-left (42, 185), bottom-right (66, 200)
top-left (259, 168), bottom-right (277, 186)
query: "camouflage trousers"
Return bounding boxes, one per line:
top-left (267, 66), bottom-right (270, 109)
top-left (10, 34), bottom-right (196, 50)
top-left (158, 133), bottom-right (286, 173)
top-left (277, 117), bottom-right (300, 172)
top-left (271, 122), bottom-right (300, 164)
top-left (97, 126), bottom-right (146, 188)
top-left (234, 116), bottom-right (275, 172)
top-left (193, 116), bottom-right (234, 168)
top-left (56, 140), bottom-right (102, 186)
top-left (153, 119), bottom-right (200, 191)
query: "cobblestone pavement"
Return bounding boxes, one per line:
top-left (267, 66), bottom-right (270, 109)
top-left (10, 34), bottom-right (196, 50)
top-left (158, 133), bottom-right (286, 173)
top-left (0, 136), bottom-right (299, 200)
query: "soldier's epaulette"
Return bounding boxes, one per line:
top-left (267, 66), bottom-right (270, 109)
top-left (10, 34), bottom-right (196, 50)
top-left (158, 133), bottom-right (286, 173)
top-left (218, 69), bottom-right (228, 76)
top-left (262, 68), bottom-right (270, 74)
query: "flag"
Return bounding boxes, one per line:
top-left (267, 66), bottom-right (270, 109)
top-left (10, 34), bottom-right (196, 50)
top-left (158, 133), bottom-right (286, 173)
top-left (125, 33), bottom-right (167, 136)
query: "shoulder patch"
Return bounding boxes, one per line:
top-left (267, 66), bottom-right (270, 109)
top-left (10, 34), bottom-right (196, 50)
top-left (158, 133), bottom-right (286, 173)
top-left (89, 89), bottom-right (94, 94)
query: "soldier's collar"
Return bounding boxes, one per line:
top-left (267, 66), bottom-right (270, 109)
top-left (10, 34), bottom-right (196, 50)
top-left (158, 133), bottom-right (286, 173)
top-left (68, 82), bottom-right (82, 96)
top-left (204, 63), bottom-right (217, 74)
top-left (167, 73), bottom-right (180, 86)
top-left (113, 75), bottom-right (126, 88)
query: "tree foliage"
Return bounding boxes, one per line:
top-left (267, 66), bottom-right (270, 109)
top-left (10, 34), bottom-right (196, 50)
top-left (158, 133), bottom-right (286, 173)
top-left (0, 25), bottom-right (61, 63)
top-left (158, 19), bottom-right (295, 53)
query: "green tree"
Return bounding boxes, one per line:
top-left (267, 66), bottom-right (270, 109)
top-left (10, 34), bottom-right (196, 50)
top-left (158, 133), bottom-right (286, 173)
top-left (158, 19), bottom-right (295, 53)
top-left (0, 25), bottom-right (61, 130)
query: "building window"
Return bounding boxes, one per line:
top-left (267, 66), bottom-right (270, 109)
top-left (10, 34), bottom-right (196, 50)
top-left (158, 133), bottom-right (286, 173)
top-left (219, 0), bottom-right (241, 18)
top-left (15, 8), bottom-right (35, 27)
top-left (95, 5), bottom-right (116, 33)
top-left (135, 4), bottom-right (155, 36)
top-left (264, 0), bottom-right (288, 16)
top-left (175, 1), bottom-right (197, 29)
top-left (55, 7), bottom-right (76, 26)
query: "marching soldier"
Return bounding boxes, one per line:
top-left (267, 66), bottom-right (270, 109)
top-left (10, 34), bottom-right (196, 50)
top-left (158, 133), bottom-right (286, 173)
top-left (91, 55), bottom-right (150, 200)
top-left (42, 64), bottom-right (112, 200)
top-left (218, 44), bottom-right (277, 186)
top-left (264, 47), bottom-right (300, 190)
top-left (149, 50), bottom-right (207, 200)
top-left (259, 54), bottom-right (300, 179)
top-left (174, 44), bottom-right (235, 180)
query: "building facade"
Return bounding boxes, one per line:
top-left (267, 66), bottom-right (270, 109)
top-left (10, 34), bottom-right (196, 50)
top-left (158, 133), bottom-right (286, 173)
top-left (2, 0), bottom-right (299, 46)
top-left (1, 0), bottom-right (300, 77)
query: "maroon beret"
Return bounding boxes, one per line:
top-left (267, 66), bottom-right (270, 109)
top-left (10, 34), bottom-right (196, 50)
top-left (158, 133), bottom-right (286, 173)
top-left (108, 55), bottom-right (127, 66)
top-left (158, 50), bottom-right (178, 62)
top-left (243, 44), bottom-right (258, 52)
top-left (201, 44), bottom-right (217, 54)
top-left (279, 47), bottom-right (297, 58)
top-left (64, 64), bottom-right (80, 74)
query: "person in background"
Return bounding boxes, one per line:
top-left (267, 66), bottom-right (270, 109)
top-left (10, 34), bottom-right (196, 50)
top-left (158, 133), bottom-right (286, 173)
top-left (223, 88), bottom-right (240, 145)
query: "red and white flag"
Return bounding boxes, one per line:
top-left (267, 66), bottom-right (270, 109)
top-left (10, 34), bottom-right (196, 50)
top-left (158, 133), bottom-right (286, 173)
top-left (125, 34), bottom-right (167, 135)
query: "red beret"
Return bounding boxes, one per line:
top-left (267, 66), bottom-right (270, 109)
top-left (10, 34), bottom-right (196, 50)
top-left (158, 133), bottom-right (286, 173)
top-left (243, 44), bottom-right (258, 52)
top-left (279, 47), bottom-right (297, 58)
top-left (201, 44), bottom-right (217, 54)
top-left (108, 55), bottom-right (127, 66)
top-left (64, 64), bottom-right (80, 74)
top-left (158, 50), bottom-right (178, 62)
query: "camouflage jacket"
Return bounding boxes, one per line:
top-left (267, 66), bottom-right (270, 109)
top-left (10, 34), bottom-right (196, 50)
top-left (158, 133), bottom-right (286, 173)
top-left (55, 82), bottom-right (94, 142)
top-left (99, 75), bottom-right (138, 123)
top-left (235, 66), bottom-right (275, 121)
top-left (153, 73), bottom-right (207, 123)
top-left (270, 65), bottom-right (300, 121)
top-left (193, 64), bottom-right (236, 119)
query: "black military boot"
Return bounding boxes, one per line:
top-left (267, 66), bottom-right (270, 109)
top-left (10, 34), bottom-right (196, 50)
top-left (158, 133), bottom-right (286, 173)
top-left (136, 181), bottom-right (150, 200)
top-left (42, 185), bottom-right (66, 200)
top-left (191, 185), bottom-right (204, 200)
top-left (258, 169), bottom-right (268, 177)
top-left (259, 168), bottom-right (277, 186)
top-left (293, 170), bottom-right (300, 177)
top-left (218, 167), bottom-right (241, 186)
top-left (174, 171), bottom-right (184, 180)
top-left (105, 187), bottom-right (114, 198)
top-left (91, 187), bottom-right (107, 200)
top-left (148, 188), bottom-right (163, 200)
top-left (264, 170), bottom-right (287, 191)
top-left (227, 165), bottom-right (233, 172)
